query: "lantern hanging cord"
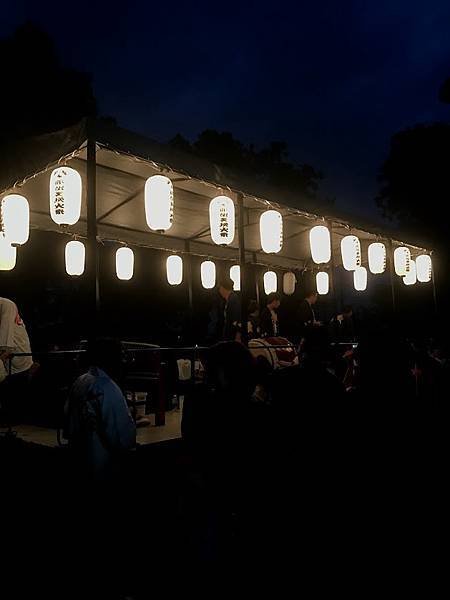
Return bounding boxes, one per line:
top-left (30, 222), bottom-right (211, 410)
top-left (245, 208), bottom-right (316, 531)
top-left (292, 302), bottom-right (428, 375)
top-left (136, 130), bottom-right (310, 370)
top-left (29, 223), bottom-right (309, 272)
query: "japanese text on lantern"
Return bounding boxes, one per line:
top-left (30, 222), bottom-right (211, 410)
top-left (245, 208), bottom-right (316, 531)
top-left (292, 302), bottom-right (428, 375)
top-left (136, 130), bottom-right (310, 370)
top-left (54, 170), bottom-right (66, 215)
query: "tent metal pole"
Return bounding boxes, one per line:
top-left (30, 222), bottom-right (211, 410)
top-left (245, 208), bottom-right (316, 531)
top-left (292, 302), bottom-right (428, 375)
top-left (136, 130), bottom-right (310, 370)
top-left (431, 254), bottom-right (438, 315)
top-left (237, 193), bottom-right (247, 339)
top-left (388, 239), bottom-right (396, 313)
top-left (86, 120), bottom-right (100, 341)
top-left (184, 240), bottom-right (194, 341)
top-left (327, 220), bottom-right (338, 315)
top-left (252, 252), bottom-right (260, 305)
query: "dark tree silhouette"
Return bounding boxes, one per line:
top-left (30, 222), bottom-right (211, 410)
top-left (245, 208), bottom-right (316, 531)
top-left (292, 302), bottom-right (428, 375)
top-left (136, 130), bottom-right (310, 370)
top-left (169, 130), bottom-right (324, 203)
top-left (438, 76), bottom-right (450, 104)
top-left (0, 22), bottom-right (96, 144)
top-left (377, 123), bottom-right (450, 250)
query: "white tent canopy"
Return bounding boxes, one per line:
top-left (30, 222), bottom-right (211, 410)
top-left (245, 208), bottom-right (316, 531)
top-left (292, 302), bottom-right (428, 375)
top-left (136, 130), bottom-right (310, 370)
top-left (0, 118), bottom-right (431, 271)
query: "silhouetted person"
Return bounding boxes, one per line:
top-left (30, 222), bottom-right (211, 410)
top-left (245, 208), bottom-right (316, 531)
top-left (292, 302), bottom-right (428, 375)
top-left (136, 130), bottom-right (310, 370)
top-left (330, 305), bottom-right (355, 341)
top-left (296, 289), bottom-right (319, 340)
top-left (65, 338), bottom-right (136, 481)
top-left (260, 292), bottom-right (281, 337)
top-left (247, 300), bottom-right (260, 339)
top-left (218, 277), bottom-right (241, 342)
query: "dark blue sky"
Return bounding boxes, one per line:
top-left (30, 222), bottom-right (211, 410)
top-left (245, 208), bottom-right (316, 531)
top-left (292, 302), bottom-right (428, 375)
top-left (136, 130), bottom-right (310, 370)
top-left (3, 1), bottom-right (450, 219)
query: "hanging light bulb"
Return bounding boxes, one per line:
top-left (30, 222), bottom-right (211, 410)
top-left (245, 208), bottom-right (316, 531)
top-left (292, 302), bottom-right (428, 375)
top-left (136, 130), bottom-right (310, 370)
top-left (1, 194), bottom-right (29, 246)
top-left (145, 175), bottom-right (174, 232)
top-left (341, 235), bottom-right (361, 271)
top-left (403, 259), bottom-right (417, 285)
top-left (50, 166), bottom-right (82, 226)
top-left (0, 233), bottom-right (17, 271)
top-left (263, 271), bottom-right (277, 294)
top-left (394, 246), bottom-right (411, 276)
top-left (166, 255), bottom-right (183, 285)
top-left (209, 196), bottom-right (235, 246)
top-left (309, 225), bottom-right (331, 264)
top-left (201, 260), bottom-right (216, 289)
top-left (316, 271), bottom-right (329, 295)
top-left (283, 272), bottom-right (296, 295)
top-left (416, 254), bottom-right (432, 283)
top-left (116, 247), bottom-right (134, 280)
top-left (353, 266), bottom-right (368, 291)
top-left (229, 265), bottom-right (241, 291)
top-left (368, 242), bottom-right (386, 274)
top-left (260, 210), bottom-right (283, 254)
top-left (65, 240), bottom-right (85, 276)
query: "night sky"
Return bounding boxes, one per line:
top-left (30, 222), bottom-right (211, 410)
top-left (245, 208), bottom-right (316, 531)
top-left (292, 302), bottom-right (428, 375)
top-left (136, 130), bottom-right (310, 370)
top-left (3, 1), bottom-right (450, 219)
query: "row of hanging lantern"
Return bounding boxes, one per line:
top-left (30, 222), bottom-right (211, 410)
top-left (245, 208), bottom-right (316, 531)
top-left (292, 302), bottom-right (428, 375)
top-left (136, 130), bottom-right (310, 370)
top-left (64, 239), bottom-right (297, 295)
top-left (0, 169), bottom-right (433, 291)
top-left (308, 225), bottom-right (432, 292)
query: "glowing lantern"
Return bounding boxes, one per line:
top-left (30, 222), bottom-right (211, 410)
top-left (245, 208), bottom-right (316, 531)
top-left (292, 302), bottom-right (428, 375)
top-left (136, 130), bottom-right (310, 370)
top-left (166, 255), bottom-right (183, 285)
top-left (201, 260), bottom-right (216, 289)
top-left (263, 271), bottom-right (277, 294)
top-left (309, 225), bottom-right (331, 264)
top-left (394, 247), bottom-right (411, 276)
top-left (116, 247), bottom-right (134, 281)
top-left (260, 210), bottom-right (283, 254)
top-left (0, 233), bottom-right (17, 271)
top-left (341, 235), bottom-right (361, 271)
top-left (50, 167), bottom-right (82, 226)
top-left (1, 194), bottom-right (29, 245)
top-left (368, 242), bottom-right (386, 274)
top-left (353, 266), bottom-right (368, 291)
top-left (65, 240), bottom-right (85, 276)
top-left (145, 175), bottom-right (174, 232)
top-left (209, 196), bottom-right (235, 246)
top-left (416, 254), bottom-right (432, 283)
top-left (403, 260), bottom-right (417, 286)
top-left (283, 271), bottom-right (296, 295)
top-left (316, 271), bottom-right (329, 295)
top-left (229, 265), bottom-right (241, 291)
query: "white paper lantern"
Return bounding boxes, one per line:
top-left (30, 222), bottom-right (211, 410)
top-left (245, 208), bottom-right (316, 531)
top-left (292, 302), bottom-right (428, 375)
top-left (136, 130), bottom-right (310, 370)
top-left (309, 225), bottom-right (331, 264)
top-left (145, 175), bottom-right (174, 232)
top-left (316, 271), bottom-right (329, 295)
top-left (116, 247), bottom-right (134, 280)
top-left (368, 242), bottom-right (386, 274)
top-left (201, 260), bottom-right (216, 289)
top-left (1, 194), bottom-right (29, 245)
top-left (167, 255), bottom-right (183, 285)
top-left (416, 254), bottom-right (432, 283)
top-left (65, 240), bottom-right (85, 276)
top-left (0, 233), bottom-right (17, 271)
top-left (394, 247), bottom-right (411, 276)
top-left (403, 260), bottom-right (417, 286)
top-left (341, 235), bottom-right (361, 271)
top-left (50, 167), bottom-right (82, 226)
top-left (209, 196), bottom-right (235, 246)
top-left (263, 271), bottom-right (277, 294)
top-left (229, 264), bottom-right (241, 291)
top-left (283, 271), bottom-right (296, 295)
top-left (353, 266), bottom-right (368, 291)
top-left (260, 210), bottom-right (283, 254)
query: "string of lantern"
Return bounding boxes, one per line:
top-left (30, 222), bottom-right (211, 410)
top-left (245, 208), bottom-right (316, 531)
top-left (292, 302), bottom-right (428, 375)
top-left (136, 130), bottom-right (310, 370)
top-left (0, 149), bottom-right (434, 293)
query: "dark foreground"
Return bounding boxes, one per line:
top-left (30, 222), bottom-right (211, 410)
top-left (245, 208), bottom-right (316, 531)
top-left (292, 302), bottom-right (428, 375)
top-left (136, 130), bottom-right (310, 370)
top-left (1, 401), bottom-right (447, 597)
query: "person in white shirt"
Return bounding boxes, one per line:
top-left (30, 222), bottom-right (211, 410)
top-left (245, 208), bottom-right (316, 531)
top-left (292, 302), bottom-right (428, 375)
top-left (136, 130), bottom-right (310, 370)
top-left (0, 298), bottom-right (33, 422)
top-left (0, 297), bottom-right (33, 377)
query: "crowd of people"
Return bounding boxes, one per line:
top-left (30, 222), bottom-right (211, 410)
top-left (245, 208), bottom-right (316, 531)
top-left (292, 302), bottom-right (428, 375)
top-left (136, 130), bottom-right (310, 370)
top-left (1, 291), bottom-right (449, 585)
